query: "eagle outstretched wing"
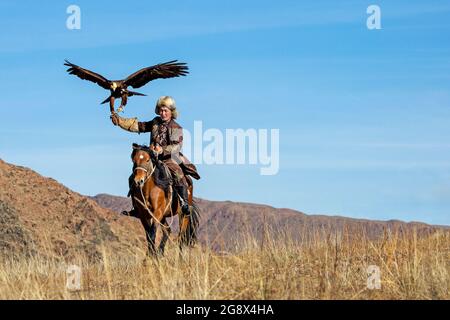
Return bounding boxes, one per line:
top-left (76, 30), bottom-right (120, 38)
top-left (123, 60), bottom-right (189, 89)
top-left (64, 60), bottom-right (111, 90)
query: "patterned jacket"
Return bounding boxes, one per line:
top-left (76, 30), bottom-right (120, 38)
top-left (115, 114), bottom-right (200, 180)
top-left (116, 115), bottom-right (183, 158)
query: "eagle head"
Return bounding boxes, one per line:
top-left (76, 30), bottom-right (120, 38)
top-left (111, 82), bottom-right (118, 90)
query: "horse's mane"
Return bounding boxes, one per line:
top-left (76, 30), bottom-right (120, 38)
top-left (131, 143), bottom-right (171, 192)
top-left (131, 143), bottom-right (150, 157)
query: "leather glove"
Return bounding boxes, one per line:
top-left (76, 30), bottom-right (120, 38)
top-left (110, 113), bottom-right (119, 126)
top-left (150, 144), bottom-right (162, 160)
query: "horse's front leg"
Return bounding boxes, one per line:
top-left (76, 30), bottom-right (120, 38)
top-left (147, 191), bottom-right (169, 256)
top-left (158, 218), bottom-right (171, 255)
top-left (141, 217), bottom-right (157, 257)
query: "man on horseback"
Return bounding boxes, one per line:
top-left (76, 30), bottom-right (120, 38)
top-left (111, 96), bottom-right (200, 216)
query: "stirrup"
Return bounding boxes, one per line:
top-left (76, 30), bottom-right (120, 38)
top-left (121, 209), bottom-right (138, 218)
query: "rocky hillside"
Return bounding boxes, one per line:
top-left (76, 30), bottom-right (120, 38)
top-left (0, 158), bottom-right (447, 259)
top-left (0, 159), bottom-right (144, 261)
top-left (91, 193), bottom-right (446, 251)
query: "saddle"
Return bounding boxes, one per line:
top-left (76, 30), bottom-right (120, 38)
top-left (178, 152), bottom-right (201, 180)
top-left (155, 158), bottom-right (199, 190)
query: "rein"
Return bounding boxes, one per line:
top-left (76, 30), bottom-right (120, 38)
top-left (132, 153), bottom-right (174, 230)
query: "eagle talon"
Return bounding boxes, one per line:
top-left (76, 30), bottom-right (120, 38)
top-left (117, 106), bottom-right (124, 113)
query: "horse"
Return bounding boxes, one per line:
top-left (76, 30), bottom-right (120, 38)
top-left (129, 143), bottom-right (200, 256)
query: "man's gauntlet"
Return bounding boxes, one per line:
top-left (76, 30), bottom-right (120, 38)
top-left (114, 114), bottom-right (139, 133)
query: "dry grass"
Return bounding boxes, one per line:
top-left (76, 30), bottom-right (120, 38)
top-left (0, 227), bottom-right (448, 300)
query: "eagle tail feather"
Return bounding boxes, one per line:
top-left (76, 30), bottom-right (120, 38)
top-left (128, 91), bottom-right (146, 97)
top-left (100, 96), bottom-right (111, 104)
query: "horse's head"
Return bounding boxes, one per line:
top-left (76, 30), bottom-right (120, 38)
top-left (131, 143), bottom-right (154, 188)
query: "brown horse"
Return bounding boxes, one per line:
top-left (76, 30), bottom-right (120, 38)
top-left (130, 143), bottom-right (200, 256)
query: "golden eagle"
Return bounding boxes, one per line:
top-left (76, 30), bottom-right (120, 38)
top-left (64, 60), bottom-right (188, 113)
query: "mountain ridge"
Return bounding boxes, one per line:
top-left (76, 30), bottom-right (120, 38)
top-left (0, 158), bottom-right (447, 258)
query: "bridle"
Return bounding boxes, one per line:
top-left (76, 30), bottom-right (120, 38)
top-left (134, 161), bottom-right (155, 184)
top-left (133, 150), bottom-right (156, 185)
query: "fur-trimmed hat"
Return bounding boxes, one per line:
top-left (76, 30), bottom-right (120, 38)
top-left (155, 96), bottom-right (178, 119)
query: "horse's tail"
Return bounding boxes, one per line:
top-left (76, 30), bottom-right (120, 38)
top-left (189, 201), bottom-right (201, 243)
top-left (180, 200), bottom-right (200, 247)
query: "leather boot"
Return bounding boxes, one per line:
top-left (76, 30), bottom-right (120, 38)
top-left (175, 185), bottom-right (190, 215)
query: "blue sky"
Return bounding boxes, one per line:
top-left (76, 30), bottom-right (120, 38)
top-left (1, 1), bottom-right (449, 225)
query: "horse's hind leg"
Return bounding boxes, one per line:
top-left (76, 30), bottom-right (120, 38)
top-left (158, 218), bottom-right (171, 255)
top-left (178, 185), bottom-right (189, 248)
top-left (178, 213), bottom-right (191, 249)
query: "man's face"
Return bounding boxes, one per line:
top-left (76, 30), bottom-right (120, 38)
top-left (159, 106), bottom-right (172, 122)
